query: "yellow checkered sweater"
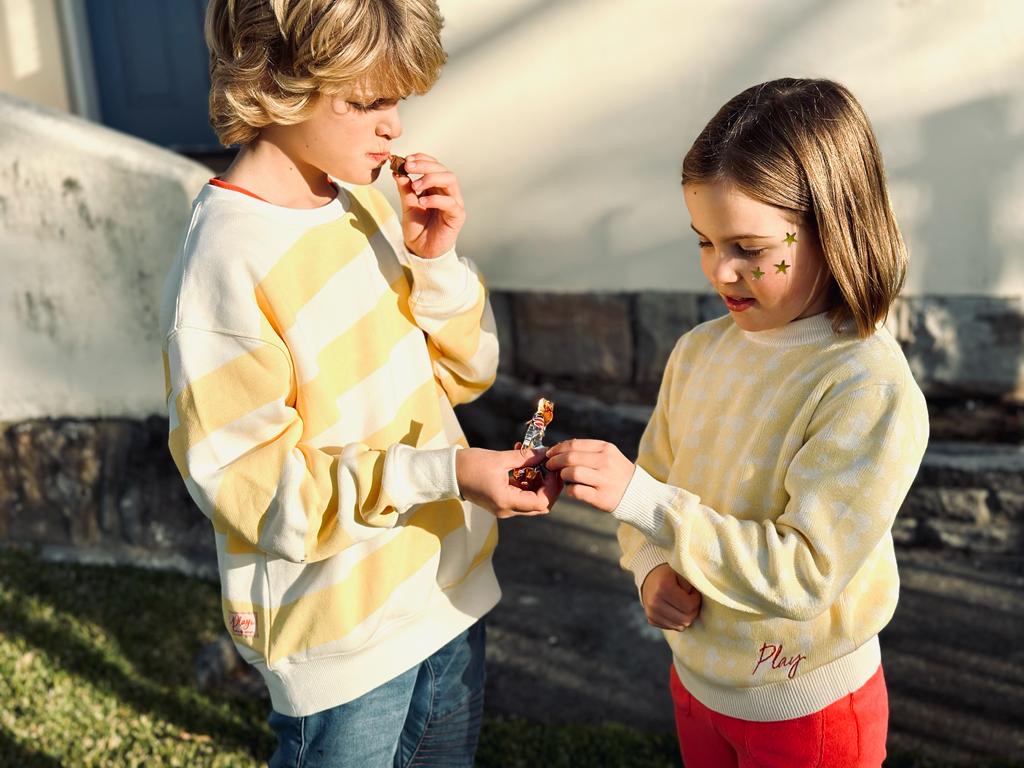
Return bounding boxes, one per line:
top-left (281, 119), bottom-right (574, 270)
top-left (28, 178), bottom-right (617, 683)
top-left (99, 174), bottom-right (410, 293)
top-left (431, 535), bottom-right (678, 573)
top-left (616, 313), bottom-right (928, 721)
top-left (160, 182), bottom-right (500, 716)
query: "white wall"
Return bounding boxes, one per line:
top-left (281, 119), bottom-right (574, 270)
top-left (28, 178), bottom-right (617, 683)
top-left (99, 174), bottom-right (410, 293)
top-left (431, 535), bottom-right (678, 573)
top-left (0, 94), bottom-right (210, 420)
top-left (387, 0), bottom-right (1024, 296)
top-left (0, 0), bottom-right (70, 111)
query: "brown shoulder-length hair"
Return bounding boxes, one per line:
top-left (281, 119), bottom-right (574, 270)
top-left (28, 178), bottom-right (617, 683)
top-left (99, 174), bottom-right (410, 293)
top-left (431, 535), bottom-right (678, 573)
top-left (681, 78), bottom-right (907, 337)
top-left (205, 0), bottom-right (446, 147)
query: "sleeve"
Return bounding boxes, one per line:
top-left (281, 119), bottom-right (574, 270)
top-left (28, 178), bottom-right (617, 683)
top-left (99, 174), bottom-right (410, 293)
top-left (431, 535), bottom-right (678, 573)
top-left (612, 382), bottom-right (928, 620)
top-left (404, 249), bottom-right (499, 406)
top-left (618, 339), bottom-right (680, 593)
top-left (164, 327), bottom-right (461, 564)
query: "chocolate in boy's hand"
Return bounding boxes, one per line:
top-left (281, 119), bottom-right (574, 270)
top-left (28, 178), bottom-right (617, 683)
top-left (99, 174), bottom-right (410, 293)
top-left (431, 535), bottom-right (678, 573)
top-left (509, 398), bottom-right (555, 491)
top-left (389, 154), bottom-right (408, 176)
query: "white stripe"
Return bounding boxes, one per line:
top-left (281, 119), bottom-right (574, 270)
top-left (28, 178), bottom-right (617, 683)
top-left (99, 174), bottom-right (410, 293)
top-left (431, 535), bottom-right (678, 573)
top-left (308, 328), bottom-right (435, 446)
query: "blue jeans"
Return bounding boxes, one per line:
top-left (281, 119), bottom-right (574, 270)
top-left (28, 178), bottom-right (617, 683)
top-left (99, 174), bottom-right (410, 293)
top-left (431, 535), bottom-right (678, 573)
top-left (268, 621), bottom-right (486, 768)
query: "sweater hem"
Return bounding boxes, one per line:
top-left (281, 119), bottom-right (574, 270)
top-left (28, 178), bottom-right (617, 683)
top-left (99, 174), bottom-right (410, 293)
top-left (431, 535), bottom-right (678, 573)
top-left (256, 559), bottom-right (500, 717)
top-left (675, 635), bottom-right (881, 721)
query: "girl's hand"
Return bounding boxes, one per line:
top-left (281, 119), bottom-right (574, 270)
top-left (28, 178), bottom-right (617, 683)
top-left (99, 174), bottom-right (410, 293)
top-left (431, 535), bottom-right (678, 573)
top-left (543, 439), bottom-right (635, 513)
top-left (641, 564), bottom-right (702, 631)
top-left (393, 154), bottom-right (465, 259)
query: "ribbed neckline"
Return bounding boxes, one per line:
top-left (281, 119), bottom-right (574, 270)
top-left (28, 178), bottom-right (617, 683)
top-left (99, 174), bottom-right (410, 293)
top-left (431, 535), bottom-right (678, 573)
top-left (200, 179), bottom-right (350, 223)
top-left (740, 312), bottom-right (841, 347)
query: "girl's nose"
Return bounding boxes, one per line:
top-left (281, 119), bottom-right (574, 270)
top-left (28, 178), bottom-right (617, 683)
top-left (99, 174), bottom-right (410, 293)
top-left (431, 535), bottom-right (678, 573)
top-left (712, 254), bottom-right (743, 285)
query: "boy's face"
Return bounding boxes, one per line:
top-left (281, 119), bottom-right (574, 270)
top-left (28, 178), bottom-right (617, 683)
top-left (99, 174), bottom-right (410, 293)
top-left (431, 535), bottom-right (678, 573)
top-left (684, 180), bottom-right (832, 333)
top-left (293, 87), bottom-right (403, 185)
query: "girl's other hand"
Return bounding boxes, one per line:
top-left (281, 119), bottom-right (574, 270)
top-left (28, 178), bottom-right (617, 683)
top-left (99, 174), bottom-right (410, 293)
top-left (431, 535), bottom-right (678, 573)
top-left (640, 564), bottom-right (702, 631)
top-left (543, 439), bottom-right (635, 513)
top-left (393, 153), bottom-right (465, 259)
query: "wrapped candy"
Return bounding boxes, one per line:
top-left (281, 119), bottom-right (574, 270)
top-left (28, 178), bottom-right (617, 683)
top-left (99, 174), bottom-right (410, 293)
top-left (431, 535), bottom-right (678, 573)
top-left (389, 154), bottom-right (408, 176)
top-left (509, 398), bottom-right (554, 490)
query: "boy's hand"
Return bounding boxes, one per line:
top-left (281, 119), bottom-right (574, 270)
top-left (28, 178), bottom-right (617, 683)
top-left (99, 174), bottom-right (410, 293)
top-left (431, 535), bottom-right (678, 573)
top-left (394, 154), bottom-right (465, 259)
top-left (543, 439), bottom-right (636, 513)
top-left (640, 564), bottom-right (702, 631)
top-left (456, 447), bottom-right (563, 518)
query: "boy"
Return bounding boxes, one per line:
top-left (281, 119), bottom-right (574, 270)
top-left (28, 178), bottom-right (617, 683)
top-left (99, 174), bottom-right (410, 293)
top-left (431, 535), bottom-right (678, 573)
top-left (160, 1), bottom-right (558, 765)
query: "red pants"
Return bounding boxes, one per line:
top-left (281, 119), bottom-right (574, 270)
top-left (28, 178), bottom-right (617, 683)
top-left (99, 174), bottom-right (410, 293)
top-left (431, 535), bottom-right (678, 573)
top-left (670, 664), bottom-right (888, 768)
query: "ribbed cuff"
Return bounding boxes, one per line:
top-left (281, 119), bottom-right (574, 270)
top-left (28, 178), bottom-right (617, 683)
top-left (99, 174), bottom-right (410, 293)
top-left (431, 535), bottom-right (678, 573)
top-left (627, 541), bottom-right (672, 596)
top-left (406, 248), bottom-right (472, 309)
top-left (383, 444), bottom-right (461, 512)
top-left (611, 465), bottom-right (677, 544)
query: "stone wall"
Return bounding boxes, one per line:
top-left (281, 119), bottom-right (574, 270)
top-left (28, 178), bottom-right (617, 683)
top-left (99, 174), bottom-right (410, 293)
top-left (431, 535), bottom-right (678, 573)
top-left (491, 291), bottom-right (1024, 406)
top-left (1, 291), bottom-right (1021, 572)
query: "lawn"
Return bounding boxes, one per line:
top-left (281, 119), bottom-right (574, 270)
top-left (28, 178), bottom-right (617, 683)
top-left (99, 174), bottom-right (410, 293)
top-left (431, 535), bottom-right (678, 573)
top-left (0, 549), bottom-right (1018, 767)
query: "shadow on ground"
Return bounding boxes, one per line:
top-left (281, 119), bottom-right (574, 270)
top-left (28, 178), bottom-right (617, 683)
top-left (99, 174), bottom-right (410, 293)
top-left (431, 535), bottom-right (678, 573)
top-left (485, 498), bottom-right (1024, 763)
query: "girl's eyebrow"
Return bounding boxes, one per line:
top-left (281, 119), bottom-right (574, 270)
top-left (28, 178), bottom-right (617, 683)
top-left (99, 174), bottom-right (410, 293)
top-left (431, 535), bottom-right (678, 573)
top-left (689, 223), bottom-right (774, 242)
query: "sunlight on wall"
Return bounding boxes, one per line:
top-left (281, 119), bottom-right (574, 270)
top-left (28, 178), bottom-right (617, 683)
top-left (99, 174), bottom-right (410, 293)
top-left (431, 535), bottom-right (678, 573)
top-left (385, 0), bottom-right (1024, 297)
top-left (2, 0), bottom-right (41, 79)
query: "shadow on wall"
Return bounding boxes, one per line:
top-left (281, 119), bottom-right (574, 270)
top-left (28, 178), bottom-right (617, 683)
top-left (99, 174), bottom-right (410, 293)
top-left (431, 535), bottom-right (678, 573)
top-left (891, 93), bottom-right (1023, 403)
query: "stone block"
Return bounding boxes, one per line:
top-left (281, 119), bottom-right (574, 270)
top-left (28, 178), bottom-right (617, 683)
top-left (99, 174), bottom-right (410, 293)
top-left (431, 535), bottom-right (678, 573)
top-left (489, 290), bottom-right (516, 375)
top-left (634, 292), bottom-right (701, 385)
top-left (513, 293), bottom-right (632, 383)
top-left (890, 296), bottom-right (1024, 402)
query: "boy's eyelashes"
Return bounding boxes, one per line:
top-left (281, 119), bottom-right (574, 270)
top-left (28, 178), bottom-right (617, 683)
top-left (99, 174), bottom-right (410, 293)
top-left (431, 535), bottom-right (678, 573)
top-left (696, 240), bottom-right (766, 258)
top-left (348, 98), bottom-right (400, 112)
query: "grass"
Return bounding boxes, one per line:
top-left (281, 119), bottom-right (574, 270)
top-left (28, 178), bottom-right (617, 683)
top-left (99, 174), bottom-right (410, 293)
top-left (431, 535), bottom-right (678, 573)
top-left (0, 548), bottom-right (1020, 767)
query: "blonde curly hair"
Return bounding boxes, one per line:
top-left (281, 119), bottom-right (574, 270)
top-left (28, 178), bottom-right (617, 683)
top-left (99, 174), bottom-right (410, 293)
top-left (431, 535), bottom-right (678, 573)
top-left (205, 0), bottom-right (446, 146)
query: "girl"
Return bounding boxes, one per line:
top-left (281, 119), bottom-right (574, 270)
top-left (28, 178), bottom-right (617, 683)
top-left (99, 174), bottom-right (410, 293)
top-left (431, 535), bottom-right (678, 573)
top-left (545, 78), bottom-right (929, 768)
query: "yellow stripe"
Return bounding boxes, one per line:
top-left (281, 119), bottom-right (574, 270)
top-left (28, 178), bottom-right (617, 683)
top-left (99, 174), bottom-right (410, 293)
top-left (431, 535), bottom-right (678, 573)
top-left (256, 216), bottom-right (383, 333)
top-left (268, 499), bottom-right (465, 663)
top-left (427, 283), bottom-right (487, 364)
top-left (300, 276), bottom-right (418, 439)
top-left (428, 341), bottom-right (495, 405)
top-left (169, 343), bottom-right (291, 464)
top-left (360, 378), bottom-right (445, 450)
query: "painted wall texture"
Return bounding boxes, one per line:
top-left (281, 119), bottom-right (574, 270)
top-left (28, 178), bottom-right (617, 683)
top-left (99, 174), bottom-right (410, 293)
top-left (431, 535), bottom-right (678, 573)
top-left (390, 0), bottom-right (1024, 295)
top-left (0, 93), bottom-right (210, 420)
top-left (0, 0), bottom-right (69, 112)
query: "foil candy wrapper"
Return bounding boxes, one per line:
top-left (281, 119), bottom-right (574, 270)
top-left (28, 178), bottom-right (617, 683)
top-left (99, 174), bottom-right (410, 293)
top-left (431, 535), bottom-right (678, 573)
top-left (389, 154), bottom-right (408, 176)
top-left (509, 398), bottom-right (555, 490)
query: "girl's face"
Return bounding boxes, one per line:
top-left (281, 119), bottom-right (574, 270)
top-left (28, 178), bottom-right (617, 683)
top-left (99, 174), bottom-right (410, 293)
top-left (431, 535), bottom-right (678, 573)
top-left (684, 180), bottom-right (833, 333)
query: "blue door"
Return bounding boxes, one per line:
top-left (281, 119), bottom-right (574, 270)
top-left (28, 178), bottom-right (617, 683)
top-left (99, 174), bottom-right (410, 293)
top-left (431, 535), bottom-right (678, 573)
top-left (85, 0), bottom-right (220, 151)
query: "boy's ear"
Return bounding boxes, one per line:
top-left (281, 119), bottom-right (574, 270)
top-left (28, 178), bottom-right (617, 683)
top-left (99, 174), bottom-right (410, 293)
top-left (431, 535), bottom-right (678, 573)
top-left (327, 94), bottom-right (349, 115)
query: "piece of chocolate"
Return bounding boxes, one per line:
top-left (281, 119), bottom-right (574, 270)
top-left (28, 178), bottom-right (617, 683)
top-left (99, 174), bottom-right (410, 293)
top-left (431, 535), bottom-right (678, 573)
top-left (389, 154), bottom-right (408, 176)
top-left (510, 398), bottom-right (555, 490)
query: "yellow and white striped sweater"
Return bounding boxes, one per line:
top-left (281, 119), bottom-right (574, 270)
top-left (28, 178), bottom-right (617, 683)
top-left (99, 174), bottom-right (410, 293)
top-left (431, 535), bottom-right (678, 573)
top-left (160, 182), bottom-right (500, 716)
top-left (616, 312), bottom-right (929, 721)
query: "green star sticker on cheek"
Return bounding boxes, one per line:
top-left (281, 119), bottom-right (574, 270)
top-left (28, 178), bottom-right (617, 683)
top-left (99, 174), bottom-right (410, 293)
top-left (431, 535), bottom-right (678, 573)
top-left (774, 260), bottom-right (790, 274)
top-left (751, 266), bottom-right (765, 280)
top-left (783, 232), bottom-right (797, 246)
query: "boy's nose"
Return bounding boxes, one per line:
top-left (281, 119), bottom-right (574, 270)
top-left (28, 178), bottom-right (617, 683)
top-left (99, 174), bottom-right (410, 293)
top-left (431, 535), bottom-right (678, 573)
top-left (377, 106), bottom-right (402, 140)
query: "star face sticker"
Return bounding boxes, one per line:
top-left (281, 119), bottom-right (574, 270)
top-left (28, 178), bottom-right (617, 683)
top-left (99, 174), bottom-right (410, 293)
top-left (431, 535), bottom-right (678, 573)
top-left (751, 266), bottom-right (765, 280)
top-left (774, 260), bottom-right (790, 274)
top-left (783, 232), bottom-right (797, 246)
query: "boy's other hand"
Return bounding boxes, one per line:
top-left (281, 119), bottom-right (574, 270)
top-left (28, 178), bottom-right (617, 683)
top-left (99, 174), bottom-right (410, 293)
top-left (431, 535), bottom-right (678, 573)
top-left (544, 439), bottom-right (635, 513)
top-left (640, 564), bottom-right (702, 631)
top-left (394, 153), bottom-right (465, 259)
top-left (456, 447), bottom-right (563, 518)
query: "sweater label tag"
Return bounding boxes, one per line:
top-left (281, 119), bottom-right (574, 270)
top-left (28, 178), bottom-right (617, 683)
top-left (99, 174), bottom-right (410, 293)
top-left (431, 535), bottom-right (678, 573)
top-left (229, 611), bottom-right (257, 638)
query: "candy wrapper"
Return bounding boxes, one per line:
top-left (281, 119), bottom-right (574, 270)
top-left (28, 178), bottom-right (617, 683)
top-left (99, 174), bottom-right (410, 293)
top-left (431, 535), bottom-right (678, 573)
top-left (389, 154), bottom-right (408, 176)
top-left (509, 398), bottom-right (554, 490)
